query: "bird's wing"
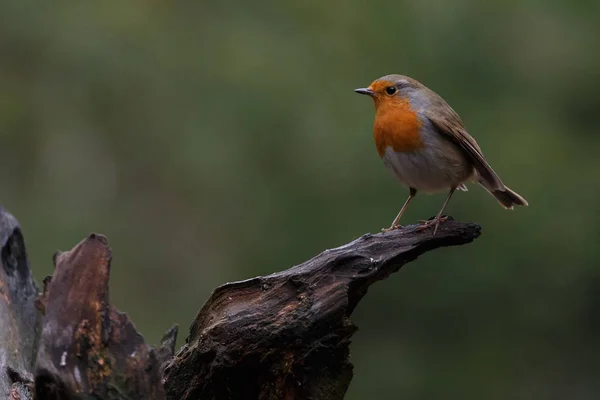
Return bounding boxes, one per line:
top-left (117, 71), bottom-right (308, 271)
top-left (424, 96), bottom-right (504, 190)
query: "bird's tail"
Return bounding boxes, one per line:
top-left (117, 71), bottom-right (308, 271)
top-left (478, 180), bottom-right (528, 209)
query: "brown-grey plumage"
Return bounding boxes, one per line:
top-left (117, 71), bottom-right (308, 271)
top-left (424, 95), bottom-right (528, 209)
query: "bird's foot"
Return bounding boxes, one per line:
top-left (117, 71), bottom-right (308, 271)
top-left (417, 215), bottom-right (449, 236)
top-left (381, 224), bottom-right (403, 233)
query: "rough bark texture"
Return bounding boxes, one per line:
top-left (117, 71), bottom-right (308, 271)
top-left (34, 233), bottom-right (178, 400)
top-left (0, 207), bottom-right (39, 399)
top-left (0, 207), bottom-right (178, 400)
top-left (162, 219), bottom-right (481, 400)
top-left (0, 203), bottom-right (481, 400)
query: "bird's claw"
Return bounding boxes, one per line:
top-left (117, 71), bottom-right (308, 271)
top-left (381, 224), bottom-right (403, 233)
top-left (417, 215), bottom-right (449, 235)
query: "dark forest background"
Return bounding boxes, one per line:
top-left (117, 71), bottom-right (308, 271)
top-left (1, 2), bottom-right (599, 399)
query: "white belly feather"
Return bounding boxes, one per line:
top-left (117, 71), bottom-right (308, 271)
top-left (382, 146), bottom-right (474, 193)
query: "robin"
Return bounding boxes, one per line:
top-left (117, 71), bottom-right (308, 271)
top-left (355, 74), bottom-right (528, 235)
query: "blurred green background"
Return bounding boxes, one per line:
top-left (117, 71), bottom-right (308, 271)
top-left (1, 1), bottom-right (599, 399)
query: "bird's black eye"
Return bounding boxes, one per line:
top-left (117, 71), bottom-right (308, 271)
top-left (385, 86), bottom-right (397, 95)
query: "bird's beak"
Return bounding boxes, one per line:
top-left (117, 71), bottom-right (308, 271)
top-left (354, 87), bottom-right (374, 96)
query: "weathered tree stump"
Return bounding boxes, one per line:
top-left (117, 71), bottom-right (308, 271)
top-left (34, 233), bottom-right (178, 399)
top-left (0, 207), bottom-right (39, 399)
top-left (162, 220), bottom-right (480, 399)
top-left (0, 207), bottom-right (177, 400)
top-left (0, 205), bottom-right (480, 400)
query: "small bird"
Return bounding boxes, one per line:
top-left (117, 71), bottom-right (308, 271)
top-left (355, 74), bottom-right (528, 234)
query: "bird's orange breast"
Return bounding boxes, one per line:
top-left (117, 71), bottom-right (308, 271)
top-left (373, 97), bottom-right (424, 157)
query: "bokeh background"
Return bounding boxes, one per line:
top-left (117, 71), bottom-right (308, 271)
top-left (1, 1), bottom-right (599, 399)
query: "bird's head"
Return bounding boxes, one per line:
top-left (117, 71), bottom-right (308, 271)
top-left (354, 74), bottom-right (425, 111)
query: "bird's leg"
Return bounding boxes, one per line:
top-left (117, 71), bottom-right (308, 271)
top-left (418, 187), bottom-right (456, 235)
top-left (382, 188), bottom-right (417, 232)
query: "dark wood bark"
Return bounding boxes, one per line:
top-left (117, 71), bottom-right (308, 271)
top-left (0, 203), bottom-right (481, 400)
top-left (34, 233), bottom-right (178, 400)
top-left (162, 219), bottom-right (481, 400)
top-left (0, 207), bottom-right (178, 400)
top-left (0, 207), bottom-right (39, 399)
